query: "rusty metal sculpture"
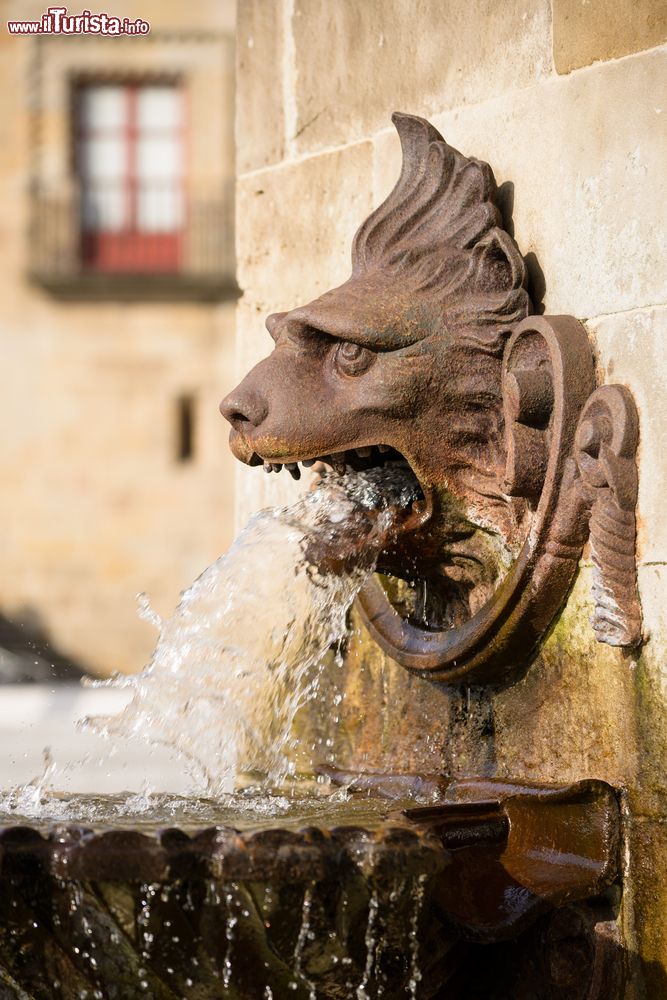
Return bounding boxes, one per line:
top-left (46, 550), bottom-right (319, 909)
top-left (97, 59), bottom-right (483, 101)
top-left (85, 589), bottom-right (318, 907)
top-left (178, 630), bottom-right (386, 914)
top-left (221, 113), bottom-right (642, 684)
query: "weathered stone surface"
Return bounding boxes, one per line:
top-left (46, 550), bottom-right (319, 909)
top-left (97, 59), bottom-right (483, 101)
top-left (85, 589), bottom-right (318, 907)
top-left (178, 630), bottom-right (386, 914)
top-left (305, 568), bottom-right (637, 791)
top-left (631, 563), bottom-right (667, 815)
top-left (290, 0), bottom-right (552, 155)
top-left (553, 0), bottom-right (667, 73)
top-left (236, 141), bottom-right (374, 307)
top-left (626, 818), bottom-right (667, 991)
top-left (372, 48), bottom-right (667, 321)
top-left (590, 306), bottom-right (667, 566)
top-left (492, 566), bottom-right (639, 789)
top-left (587, 301), bottom-right (667, 815)
top-left (237, 0), bottom-right (286, 174)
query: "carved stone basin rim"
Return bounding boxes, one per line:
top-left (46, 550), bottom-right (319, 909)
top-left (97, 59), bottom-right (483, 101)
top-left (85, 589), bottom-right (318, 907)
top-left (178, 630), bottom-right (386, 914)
top-left (0, 777), bottom-right (620, 941)
top-left (0, 819), bottom-right (446, 886)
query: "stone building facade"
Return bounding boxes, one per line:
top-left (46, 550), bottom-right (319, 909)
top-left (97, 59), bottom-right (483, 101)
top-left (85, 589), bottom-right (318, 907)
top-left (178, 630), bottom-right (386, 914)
top-left (234, 1), bottom-right (667, 993)
top-left (0, 0), bottom-right (238, 676)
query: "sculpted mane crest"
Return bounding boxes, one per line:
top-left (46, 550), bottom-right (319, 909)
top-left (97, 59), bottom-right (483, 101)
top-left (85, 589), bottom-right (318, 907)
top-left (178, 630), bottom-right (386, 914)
top-left (351, 113), bottom-right (530, 353)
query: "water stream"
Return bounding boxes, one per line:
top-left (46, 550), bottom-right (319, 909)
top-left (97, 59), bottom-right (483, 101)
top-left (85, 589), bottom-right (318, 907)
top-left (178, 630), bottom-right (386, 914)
top-left (1, 465), bottom-right (420, 814)
top-left (0, 466), bottom-right (439, 998)
top-left (77, 465), bottom-right (419, 798)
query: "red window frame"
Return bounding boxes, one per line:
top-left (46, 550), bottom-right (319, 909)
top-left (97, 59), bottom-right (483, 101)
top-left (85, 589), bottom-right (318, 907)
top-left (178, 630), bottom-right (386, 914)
top-left (74, 81), bottom-right (185, 274)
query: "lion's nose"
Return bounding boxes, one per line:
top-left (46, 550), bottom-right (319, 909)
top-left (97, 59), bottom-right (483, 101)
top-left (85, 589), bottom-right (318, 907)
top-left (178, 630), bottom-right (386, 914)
top-left (219, 383), bottom-right (269, 429)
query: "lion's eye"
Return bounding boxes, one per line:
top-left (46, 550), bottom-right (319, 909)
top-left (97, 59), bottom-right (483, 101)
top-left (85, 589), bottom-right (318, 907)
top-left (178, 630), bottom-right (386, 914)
top-left (334, 340), bottom-right (375, 376)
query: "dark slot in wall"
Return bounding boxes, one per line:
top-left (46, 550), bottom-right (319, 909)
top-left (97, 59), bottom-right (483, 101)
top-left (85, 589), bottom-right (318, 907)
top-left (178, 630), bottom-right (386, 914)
top-left (176, 393), bottom-right (195, 462)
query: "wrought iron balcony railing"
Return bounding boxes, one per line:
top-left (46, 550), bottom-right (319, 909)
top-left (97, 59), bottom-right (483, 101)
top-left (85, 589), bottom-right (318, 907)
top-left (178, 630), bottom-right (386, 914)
top-left (28, 185), bottom-right (237, 301)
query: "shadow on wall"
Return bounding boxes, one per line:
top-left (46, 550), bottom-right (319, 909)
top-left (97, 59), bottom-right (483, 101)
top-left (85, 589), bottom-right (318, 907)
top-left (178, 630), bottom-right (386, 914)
top-left (496, 180), bottom-right (546, 314)
top-left (0, 608), bottom-right (85, 683)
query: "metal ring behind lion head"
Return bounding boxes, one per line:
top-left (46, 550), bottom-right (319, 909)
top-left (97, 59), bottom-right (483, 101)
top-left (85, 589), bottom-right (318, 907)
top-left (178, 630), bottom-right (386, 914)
top-left (356, 314), bottom-right (598, 685)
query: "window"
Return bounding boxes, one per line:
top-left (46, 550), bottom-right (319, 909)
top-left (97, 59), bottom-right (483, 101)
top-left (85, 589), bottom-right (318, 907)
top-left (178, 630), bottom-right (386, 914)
top-left (75, 82), bottom-right (184, 273)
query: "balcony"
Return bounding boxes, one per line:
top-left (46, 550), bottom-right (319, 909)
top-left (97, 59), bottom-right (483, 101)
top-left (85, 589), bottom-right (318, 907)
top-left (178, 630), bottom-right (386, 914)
top-left (28, 185), bottom-right (237, 302)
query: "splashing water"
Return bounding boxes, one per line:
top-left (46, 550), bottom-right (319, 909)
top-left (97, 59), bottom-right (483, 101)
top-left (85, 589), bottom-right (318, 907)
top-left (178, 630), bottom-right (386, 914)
top-left (7, 746), bottom-right (57, 814)
top-left (79, 467), bottom-right (420, 798)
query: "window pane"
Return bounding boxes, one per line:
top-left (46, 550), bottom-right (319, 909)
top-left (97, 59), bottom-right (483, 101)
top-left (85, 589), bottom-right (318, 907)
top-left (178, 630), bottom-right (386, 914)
top-left (81, 186), bottom-right (127, 231)
top-left (75, 82), bottom-right (185, 250)
top-left (136, 86), bottom-right (181, 130)
top-left (78, 136), bottom-right (126, 180)
top-left (136, 136), bottom-right (182, 180)
top-left (136, 185), bottom-right (183, 232)
top-left (78, 85), bottom-right (126, 130)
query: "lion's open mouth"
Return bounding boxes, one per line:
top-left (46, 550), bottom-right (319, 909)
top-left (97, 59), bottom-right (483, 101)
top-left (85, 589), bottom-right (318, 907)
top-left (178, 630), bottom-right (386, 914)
top-left (252, 445), bottom-right (431, 530)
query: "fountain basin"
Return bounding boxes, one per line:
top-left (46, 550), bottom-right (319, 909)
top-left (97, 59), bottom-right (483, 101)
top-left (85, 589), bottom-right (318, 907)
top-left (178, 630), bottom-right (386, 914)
top-left (0, 793), bottom-right (450, 999)
top-left (0, 779), bottom-right (622, 998)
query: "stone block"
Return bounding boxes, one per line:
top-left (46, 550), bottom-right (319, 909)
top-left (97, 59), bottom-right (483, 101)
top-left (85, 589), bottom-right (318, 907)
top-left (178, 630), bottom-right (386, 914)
top-left (553, 0), bottom-right (667, 73)
top-left (590, 306), bottom-right (667, 565)
top-left (372, 48), bottom-right (667, 320)
top-left (237, 0), bottom-right (286, 174)
top-left (630, 563), bottom-right (667, 815)
top-left (236, 140), bottom-right (374, 308)
top-left (289, 0), bottom-right (552, 155)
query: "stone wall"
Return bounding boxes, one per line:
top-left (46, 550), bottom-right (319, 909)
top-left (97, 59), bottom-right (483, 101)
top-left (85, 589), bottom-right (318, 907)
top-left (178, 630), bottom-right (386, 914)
top-left (235, 0), bottom-right (667, 992)
top-left (0, 0), bottom-right (238, 676)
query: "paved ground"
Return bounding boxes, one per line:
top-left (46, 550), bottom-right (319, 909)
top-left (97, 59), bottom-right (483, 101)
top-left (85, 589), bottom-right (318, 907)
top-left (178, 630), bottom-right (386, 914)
top-left (0, 683), bottom-right (192, 795)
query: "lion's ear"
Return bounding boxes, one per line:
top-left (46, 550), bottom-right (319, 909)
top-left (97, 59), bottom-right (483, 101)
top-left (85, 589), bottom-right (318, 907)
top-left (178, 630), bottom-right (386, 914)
top-left (470, 230), bottom-right (526, 297)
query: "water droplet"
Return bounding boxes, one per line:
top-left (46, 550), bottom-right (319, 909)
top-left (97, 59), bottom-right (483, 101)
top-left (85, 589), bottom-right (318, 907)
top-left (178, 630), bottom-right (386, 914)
top-left (356, 889), bottom-right (379, 999)
top-left (293, 883), bottom-right (317, 1000)
top-left (136, 592), bottom-right (163, 630)
top-left (407, 874), bottom-right (427, 999)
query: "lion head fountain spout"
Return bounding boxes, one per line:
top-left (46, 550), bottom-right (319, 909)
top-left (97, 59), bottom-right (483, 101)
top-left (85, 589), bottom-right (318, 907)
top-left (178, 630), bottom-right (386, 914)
top-left (222, 112), bottom-right (643, 686)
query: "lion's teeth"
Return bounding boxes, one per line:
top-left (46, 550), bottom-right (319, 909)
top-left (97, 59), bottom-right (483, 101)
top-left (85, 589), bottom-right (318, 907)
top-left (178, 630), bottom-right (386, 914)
top-left (272, 463), bottom-right (283, 473)
top-left (332, 452), bottom-right (347, 475)
top-left (286, 463), bottom-right (301, 480)
top-left (302, 459), bottom-right (316, 468)
top-left (263, 462), bottom-right (272, 473)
